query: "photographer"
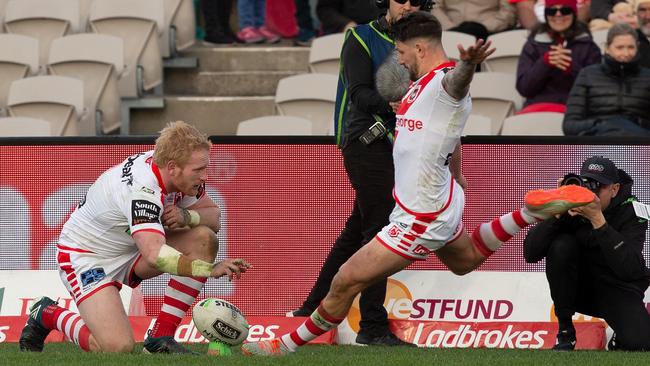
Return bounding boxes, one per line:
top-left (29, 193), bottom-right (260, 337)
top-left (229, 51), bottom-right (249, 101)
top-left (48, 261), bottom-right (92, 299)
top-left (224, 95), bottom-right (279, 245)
top-left (524, 156), bottom-right (650, 351)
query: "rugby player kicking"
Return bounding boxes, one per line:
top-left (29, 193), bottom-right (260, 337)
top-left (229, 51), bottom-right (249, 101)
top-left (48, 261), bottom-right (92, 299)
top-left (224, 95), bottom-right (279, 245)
top-left (19, 121), bottom-right (251, 354)
top-left (242, 12), bottom-right (595, 355)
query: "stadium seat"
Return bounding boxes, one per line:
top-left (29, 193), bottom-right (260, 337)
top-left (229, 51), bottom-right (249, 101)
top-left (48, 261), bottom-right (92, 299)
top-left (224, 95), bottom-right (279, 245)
top-left (0, 116), bottom-right (52, 136)
top-left (48, 33), bottom-right (124, 135)
top-left (89, 0), bottom-right (164, 98)
top-left (591, 28), bottom-right (607, 54)
top-left (484, 29), bottom-right (528, 73)
top-left (236, 115), bottom-right (313, 135)
top-left (0, 0), bottom-right (9, 33)
top-left (275, 73), bottom-right (337, 135)
top-left (0, 34), bottom-right (39, 115)
top-left (462, 114), bottom-right (493, 136)
top-left (470, 72), bottom-right (524, 134)
top-left (78, 0), bottom-right (92, 32)
top-left (7, 75), bottom-right (84, 136)
top-left (308, 33), bottom-right (344, 74)
top-left (442, 31), bottom-right (476, 61)
top-left (500, 112), bottom-right (564, 135)
top-left (4, 0), bottom-right (80, 66)
top-left (162, 0), bottom-right (195, 58)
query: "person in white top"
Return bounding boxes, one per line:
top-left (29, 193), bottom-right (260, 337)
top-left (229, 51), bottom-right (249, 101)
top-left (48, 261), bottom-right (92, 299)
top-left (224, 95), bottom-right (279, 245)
top-left (19, 121), bottom-right (251, 354)
top-left (241, 11), bottom-right (596, 356)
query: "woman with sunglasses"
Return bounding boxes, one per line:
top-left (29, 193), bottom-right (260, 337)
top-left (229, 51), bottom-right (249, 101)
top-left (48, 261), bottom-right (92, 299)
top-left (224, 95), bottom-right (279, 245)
top-left (516, 0), bottom-right (601, 114)
top-left (563, 22), bottom-right (650, 136)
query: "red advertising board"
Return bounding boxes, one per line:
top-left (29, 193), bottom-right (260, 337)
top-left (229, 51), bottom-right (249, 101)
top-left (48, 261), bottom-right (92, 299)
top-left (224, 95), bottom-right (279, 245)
top-left (0, 316), bottom-right (603, 349)
top-left (2, 141), bottom-right (649, 325)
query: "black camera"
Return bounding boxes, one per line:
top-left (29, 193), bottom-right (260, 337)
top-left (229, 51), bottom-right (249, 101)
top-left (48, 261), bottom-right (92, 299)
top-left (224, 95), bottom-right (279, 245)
top-left (560, 173), bottom-right (601, 193)
top-left (359, 121), bottom-right (387, 145)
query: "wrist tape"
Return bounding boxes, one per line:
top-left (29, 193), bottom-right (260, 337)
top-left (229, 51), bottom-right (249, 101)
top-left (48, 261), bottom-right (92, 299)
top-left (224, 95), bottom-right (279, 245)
top-left (155, 244), bottom-right (213, 277)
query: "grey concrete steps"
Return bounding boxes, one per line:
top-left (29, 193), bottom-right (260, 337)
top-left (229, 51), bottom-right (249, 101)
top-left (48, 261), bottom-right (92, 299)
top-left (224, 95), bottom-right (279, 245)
top-left (164, 70), bottom-right (303, 96)
top-left (182, 46), bottom-right (310, 72)
top-left (129, 46), bottom-right (314, 135)
top-left (130, 96), bottom-right (276, 136)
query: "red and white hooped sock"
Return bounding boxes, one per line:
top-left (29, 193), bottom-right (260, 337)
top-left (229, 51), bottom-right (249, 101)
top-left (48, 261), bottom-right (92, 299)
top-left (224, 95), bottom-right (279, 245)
top-left (41, 305), bottom-right (91, 351)
top-left (150, 276), bottom-right (206, 337)
top-left (280, 304), bottom-right (344, 351)
top-left (471, 207), bottom-right (539, 257)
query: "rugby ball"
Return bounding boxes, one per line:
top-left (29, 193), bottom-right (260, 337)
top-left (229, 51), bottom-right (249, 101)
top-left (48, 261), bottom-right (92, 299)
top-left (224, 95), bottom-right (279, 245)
top-left (192, 298), bottom-right (249, 345)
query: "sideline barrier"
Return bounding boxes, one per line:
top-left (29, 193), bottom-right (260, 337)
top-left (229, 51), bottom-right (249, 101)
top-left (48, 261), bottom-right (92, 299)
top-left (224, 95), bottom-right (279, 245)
top-left (0, 316), bottom-right (604, 349)
top-left (1, 136), bottom-right (648, 349)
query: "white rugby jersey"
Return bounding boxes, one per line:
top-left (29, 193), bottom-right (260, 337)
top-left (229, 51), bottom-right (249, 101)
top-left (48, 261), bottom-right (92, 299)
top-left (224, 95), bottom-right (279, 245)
top-left (58, 150), bottom-right (205, 256)
top-left (392, 62), bottom-right (471, 215)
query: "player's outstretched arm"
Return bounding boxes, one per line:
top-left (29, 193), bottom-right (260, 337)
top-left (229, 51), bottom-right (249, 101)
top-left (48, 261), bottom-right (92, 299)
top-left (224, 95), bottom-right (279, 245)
top-left (442, 39), bottom-right (496, 100)
top-left (134, 231), bottom-right (251, 280)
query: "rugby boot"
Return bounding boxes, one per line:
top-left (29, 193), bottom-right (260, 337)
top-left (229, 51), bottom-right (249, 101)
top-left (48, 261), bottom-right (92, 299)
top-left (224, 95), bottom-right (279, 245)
top-left (143, 330), bottom-right (198, 354)
top-left (241, 338), bottom-right (291, 356)
top-left (19, 296), bottom-right (57, 352)
top-left (525, 185), bottom-right (596, 219)
top-left (552, 329), bottom-right (576, 351)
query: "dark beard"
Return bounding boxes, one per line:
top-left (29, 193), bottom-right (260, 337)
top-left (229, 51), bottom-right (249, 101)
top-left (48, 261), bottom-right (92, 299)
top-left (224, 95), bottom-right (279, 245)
top-left (409, 68), bottom-right (419, 81)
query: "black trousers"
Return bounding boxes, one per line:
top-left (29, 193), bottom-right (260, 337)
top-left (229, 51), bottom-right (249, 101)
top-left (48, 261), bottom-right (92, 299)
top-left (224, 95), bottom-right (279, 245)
top-left (448, 21), bottom-right (489, 40)
top-left (300, 137), bottom-right (395, 336)
top-left (294, 0), bottom-right (314, 31)
top-left (546, 233), bottom-right (650, 350)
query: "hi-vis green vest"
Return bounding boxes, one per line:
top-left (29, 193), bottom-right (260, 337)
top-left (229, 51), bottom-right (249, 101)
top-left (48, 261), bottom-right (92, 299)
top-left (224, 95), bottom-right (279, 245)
top-left (334, 21), bottom-right (395, 147)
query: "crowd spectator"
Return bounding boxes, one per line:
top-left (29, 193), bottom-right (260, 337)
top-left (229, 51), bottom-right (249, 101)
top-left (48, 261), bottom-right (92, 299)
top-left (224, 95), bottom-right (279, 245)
top-left (509, 0), bottom-right (591, 29)
top-left (316, 0), bottom-right (382, 35)
top-left (516, 0), bottom-right (601, 113)
top-left (432, 0), bottom-right (517, 40)
top-left (294, 0), bottom-right (318, 46)
top-left (589, 0), bottom-right (637, 30)
top-left (563, 23), bottom-right (650, 135)
top-left (201, 0), bottom-right (239, 44)
top-left (237, 0), bottom-right (281, 43)
top-left (636, 0), bottom-right (650, 67)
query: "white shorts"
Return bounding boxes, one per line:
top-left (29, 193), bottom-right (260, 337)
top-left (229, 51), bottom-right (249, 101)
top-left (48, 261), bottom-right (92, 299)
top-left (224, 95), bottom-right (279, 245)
top-left (376, 183), bottom-right (465, 260)
top-left (56, 244), bottom-right (142, 305)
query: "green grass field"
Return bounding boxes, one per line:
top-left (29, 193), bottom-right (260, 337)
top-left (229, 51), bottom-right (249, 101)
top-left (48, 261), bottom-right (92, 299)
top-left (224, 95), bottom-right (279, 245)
top-left (2, 343), bottom-right (650, 366)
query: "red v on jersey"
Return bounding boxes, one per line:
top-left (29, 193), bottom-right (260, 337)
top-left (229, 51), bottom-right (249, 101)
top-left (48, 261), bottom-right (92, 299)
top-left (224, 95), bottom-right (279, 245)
top-left (397, 61), bottom-right (456, 115)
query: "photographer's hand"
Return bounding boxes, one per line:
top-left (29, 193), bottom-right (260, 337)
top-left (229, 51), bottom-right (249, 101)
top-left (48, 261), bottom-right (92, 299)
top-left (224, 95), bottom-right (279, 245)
top-left (567, 195), bottom-right (606, 229)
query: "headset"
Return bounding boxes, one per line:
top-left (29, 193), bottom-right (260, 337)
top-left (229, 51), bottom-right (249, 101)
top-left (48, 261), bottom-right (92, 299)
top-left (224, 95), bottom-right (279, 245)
top-left (375, 0), bottom-right (435, 11)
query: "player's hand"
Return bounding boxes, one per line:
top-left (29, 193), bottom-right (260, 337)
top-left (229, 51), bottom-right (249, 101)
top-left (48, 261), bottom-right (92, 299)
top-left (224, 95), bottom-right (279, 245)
top-left (457, 39), bottom-right (495, 65)
top-left (211, 259), bottom-right (252, 281)
top-left (162, 205), bottom-right (190, 230)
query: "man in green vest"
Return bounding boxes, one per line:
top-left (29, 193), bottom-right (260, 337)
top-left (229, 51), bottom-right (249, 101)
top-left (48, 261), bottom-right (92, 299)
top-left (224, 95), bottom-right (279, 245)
top-left (290, 0), bottom-right (432, 346)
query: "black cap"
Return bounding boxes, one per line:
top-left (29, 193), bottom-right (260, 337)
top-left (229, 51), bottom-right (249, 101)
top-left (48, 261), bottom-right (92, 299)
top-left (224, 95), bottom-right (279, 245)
top-left (580, 156), bottom-right (619, 184)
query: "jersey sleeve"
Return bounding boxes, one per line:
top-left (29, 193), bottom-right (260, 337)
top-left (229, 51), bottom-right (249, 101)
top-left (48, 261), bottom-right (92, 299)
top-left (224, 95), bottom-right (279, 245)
top-left (176, 182), bottom-right (207, 208)
top-left (438, 71), bottom-right (470, 107)
top-left (122, 183), bottom-right (165, 236)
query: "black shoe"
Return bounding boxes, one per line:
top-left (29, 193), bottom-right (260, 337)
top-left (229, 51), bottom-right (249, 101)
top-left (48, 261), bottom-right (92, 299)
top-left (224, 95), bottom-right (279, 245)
top-left (356, 332), bottom-right (417, 347)
top-left (288, 307), bottom-right (313, 317)
top-left (293, 28), bottom-right (316, 47)
top-left (143, 331), bottom-right (198, 354)
top-left (19, 296), bottom-right (57, 352)
top-left (552, 330), bottom-right (576, 351)
top-left (204, 32), bottom-right (237, 45)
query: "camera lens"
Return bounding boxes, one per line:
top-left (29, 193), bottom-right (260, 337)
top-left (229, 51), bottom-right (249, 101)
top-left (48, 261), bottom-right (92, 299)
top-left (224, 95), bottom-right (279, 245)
top-left (561, 174), bottom-right (583, 186)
